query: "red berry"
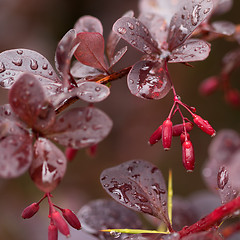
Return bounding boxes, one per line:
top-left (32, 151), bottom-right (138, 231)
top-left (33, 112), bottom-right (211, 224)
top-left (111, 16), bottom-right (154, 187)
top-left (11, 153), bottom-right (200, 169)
top-left (180, 132), bottom-right (190, 145)
top-left (51, 211), bottom-right (70, 237)
top-left (62, 209), bottom-right (81, 230)
top-left (225, 89), bottom-right (240, 107)
top-left (148, 125), bottom-right (162, 145)
top-left (48, 223), bottom-right (58, 240)
top-left (182, 140), bottom-right (195, 172)
top-left (21, 203), bottom-right (40, 219)
top-left (162, 119), bottom-right (172, 150)
top-left (199, 76), bottom-right (219, 96)
top-left (193, 114), bottom-right (216, 137)
top-left (172, 122), bottom-right (194, 136)
top-left (65, 147), bottom-right (78, 162)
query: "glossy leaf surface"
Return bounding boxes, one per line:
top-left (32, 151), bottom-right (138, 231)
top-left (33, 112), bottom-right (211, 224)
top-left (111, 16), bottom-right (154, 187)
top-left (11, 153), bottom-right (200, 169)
top-left (113, 17), bottom-right (160, 55)
top-left (9, 73), bottom-right (56, 132)
top-left (78, 199), bottom-right (143, 240)
top-left (106, 10), bottom-right (134, 62)
top-left (167, 0), bottom-right (213, 51)
top-left (47, 106), bottom-right (113, 149)
top-left (74, 15), bottom-right (103, 34)
top-left (100, 159), bottom-right (170, 227)
top-left (29, 138), bottom-right (67, 192)
top-left (0, 104), bottom-right (33, 178)
top-left (127, 60), bottom-right (171, 100)
top-left (55, 29), bottom-right (78, 87)
top-left (74, 81), bottom-right (110, 102)
top-left (0, 49), bottom-right (61, 95)
top-left (70, 61), bottom-right (101, 79)
top-left (210, 21), bottom-right (235, 36)
top-left (168, 39), bottom-right (211, 63)
top-left (74, 32), bottom-right (108, 72)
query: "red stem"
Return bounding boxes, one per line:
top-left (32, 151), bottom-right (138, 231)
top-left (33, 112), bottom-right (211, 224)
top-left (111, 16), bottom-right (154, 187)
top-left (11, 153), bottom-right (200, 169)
top-left (178, 196), bottom-right (240, 238)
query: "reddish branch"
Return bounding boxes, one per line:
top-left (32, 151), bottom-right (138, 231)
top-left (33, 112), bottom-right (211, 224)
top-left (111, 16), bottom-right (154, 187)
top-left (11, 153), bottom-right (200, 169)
top-left (178, 196), bottom-right (240, 238)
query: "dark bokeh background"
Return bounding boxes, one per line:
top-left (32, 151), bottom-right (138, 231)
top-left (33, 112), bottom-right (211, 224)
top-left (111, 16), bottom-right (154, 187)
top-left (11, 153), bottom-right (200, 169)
top-left (0, 0), bottom-right (240, 239)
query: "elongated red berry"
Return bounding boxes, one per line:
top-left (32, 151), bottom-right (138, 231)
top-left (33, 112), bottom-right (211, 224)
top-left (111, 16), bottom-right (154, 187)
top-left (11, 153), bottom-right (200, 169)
top-left (172, 122), bottom-right (194, 136)
top-left (162, 119), bottom-right (172, 150)
top-left (51, 211), bottom-right (70, 237)
top-left (148, 125), bottom-right (162, 145)
top-left (193, 114), bottom-right (216, 137)
top-left (48, 223), bottom-right (58, 240)
top-left (199, 76), bottom-right (219, 96)
top-left (182, 140), bottom-right (195, 172)
top-left (21, 203), bottom-right (39, 219)
top-left (225, 89), bottom-right (240, 107)
top-left (65, 147), bottom-right (78, 162)
top-left (62, 209), bottom-right (81, 230)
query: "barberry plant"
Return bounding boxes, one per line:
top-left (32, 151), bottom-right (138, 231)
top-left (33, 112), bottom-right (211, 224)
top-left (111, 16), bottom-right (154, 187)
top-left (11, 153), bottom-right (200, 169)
top-left (0, 0), bottom-right (240, 239)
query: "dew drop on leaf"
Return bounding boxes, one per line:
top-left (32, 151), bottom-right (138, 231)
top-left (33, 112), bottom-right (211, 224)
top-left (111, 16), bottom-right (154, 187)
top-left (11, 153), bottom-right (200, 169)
top-left (30, 59), bottom-right (38, 70)
top-left (217, 166), bottom-right (229, 190)
top-left (191, 4), bottom-right (201, 26)
top-left (0, 62), bottom-right (5, 73)
top-left (17, 49), bottom-right (23, 55)
top-left (12, 58), bottom-right (23, 66)
top-left (117, 27), bottom-right (127, 34)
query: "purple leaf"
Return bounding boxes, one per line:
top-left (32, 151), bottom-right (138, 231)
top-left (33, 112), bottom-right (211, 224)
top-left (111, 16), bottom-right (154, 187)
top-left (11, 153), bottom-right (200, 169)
top-left (109, 46), bottom-right (128, 68)
top-left (73, 81), bottom-right (110, 102)
top-left (167, 0), bottom-right (213, 51)
top-left (0, 48), bottom-right (61, 95)
top-left (222, 48), bottom-right (240, 74)
top-left (29, 137), bottom-right (67, 193)
top-left (106, 10), bottom-right (134, 62)
top-left (71, 61), bottom-right (101, 79)
top-left (100, 159), bottom-right (171, 228)
top-left (139, 0), bottom-right (180, 25)
top-left (113, 17), bottom-right (160, 55)
top-left (9, 73), bottom-right (56, 132)
top-left (78, 199), bottom-right (143, 240)
top-left (74, 15), bottom-right (103, 34)
top-left (0, 104), bottom-right (33, 178)
top-left (168, 39), bottom-right (211, 63)
top-left (139, 13), bottom-right (168, 48)
top-left (55, 29), bottom-right (79, 88)
top-left (213, 0), bottom-right (233, 16)
top-left (74, 32), bottom-right (108, 72)
top-left (210, 21), bottom-right (235, 36)
top-left (127, 60), bottom-right (171, 100)
top-left (47, 106), bottom-right (113, 149)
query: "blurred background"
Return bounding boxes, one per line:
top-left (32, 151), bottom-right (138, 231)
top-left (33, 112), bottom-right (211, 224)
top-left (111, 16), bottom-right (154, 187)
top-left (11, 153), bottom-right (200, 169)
top-left (0, 0), bottom-right (240, 239)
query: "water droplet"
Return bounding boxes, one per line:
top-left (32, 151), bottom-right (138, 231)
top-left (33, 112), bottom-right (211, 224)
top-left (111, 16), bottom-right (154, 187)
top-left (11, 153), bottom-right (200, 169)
top-left (108, 183), bottom-right (132, 203)
top-left (151, 183), bottom-right (166, 195)
top-left (204, 8), bottom-right (210, 14)
top-left (12, 58), bottom-right (23, 66)
top-left (217, 166), bottom-right (229, 190)
top-left (48, 71), bottom-right (53, 76)
top-left (117, 27), bottom-right (127, 34)
top-left (0, 77), bottom-right (14, 88)
top-left (17, 50), bottom-right (23, 55)
top-left (127, 22), bottom-right (134, 30)
top-left (0, 62), bottom-right (5, 73)
top-left (135, 21), bottom-right (140, 27)
top-left (57, 159), bottom-right (64, 165)
top-left (134, 203), bottom-right (153, 214)
top-left (110, 231), bottom-right (121, 239)
top-left (127, 166), bottom-right (133, 172)
top-left (95, 87), bottom-right (101, 92)
top-left (191, 4), bottom-right (201, 26)
top-left (42, 63), bottom-right (48, 70)
top-left (183, 5), bottom-right (187, 10)
top-left (30, 59), bottom-right (38, 70)
top-left (143, 44), bottom-right (152, 55)
top-left (129, 79), bottom-right (134, 84)
top-left (133, 192), bottom-right (148, 202)
top-left (130, 40), bottom-right (136, 46)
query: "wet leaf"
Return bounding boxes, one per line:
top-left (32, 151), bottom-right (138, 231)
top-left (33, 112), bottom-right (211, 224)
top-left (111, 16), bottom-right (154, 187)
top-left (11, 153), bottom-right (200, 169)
top-left (78, 199), bottom-right (143, 240)
top-left (127, 60), bottom-right (171, 100)
top-left (74, 15), bottom-right (103, 34)
top-left (0, 105), bottom-right (33, 178)
top-left (213, 0), bottom-right (233, 16)
top-left (113, 17), bottom-right (160, 55)
top-left (168, 39), bottom-right (211, 63)
top-left (74, 32), bottom-right (108, 73)
top-left (47, 106), bottom-right (113, 149)
top-left (106, 10), bottom-right (134, 62)
top-left (55, 29), bottom-right (79, 87)
top-left (210, 21), bottom-right (235, 36)
top-left (9, 73), bottom-right (56, 132)
top-left (29, 138), bottom-right (67, 192)
top-left (70, 61), bottom-right (101, 79)
top-left (221, 48), bottom-right (240, 74)
top-left (100, 159), bottom-right (171, 228)
top-left (139, 0), bottom-right (180, 25)
top-left (0, 48), bottom-right (61, 95)
top-left (167, 0), bottom-right (213, 51)
top-left (73, 81), bottom-right (110, 102)
top-left (109, 46), bottom-right (128, 68)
